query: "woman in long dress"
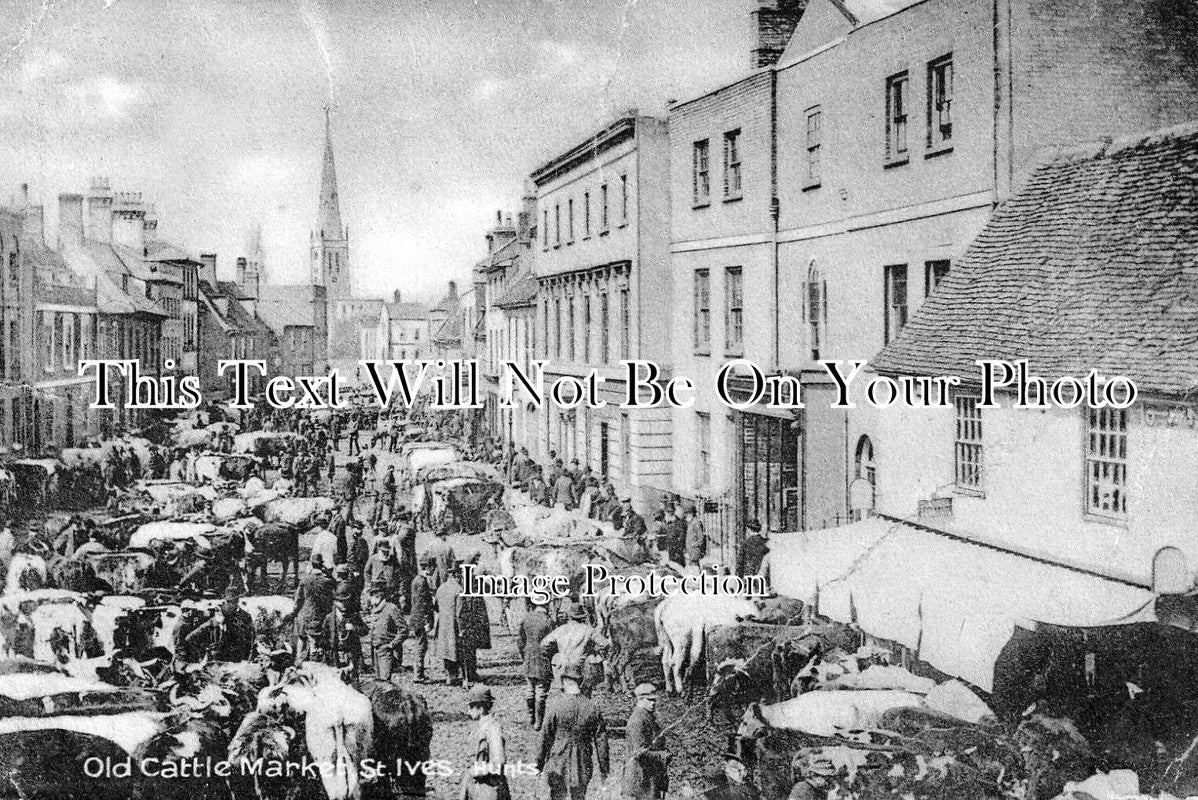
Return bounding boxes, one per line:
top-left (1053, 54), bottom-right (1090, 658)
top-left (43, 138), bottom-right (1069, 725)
top-left (460, 686), bottom-right (511, 800)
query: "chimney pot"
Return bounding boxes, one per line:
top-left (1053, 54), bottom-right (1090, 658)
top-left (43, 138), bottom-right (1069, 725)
top-left (392, 289), bottom-right (401, 304)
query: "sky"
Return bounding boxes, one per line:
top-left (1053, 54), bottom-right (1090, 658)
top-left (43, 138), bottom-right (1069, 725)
top-left (0, 0), bottom-right (749, 303)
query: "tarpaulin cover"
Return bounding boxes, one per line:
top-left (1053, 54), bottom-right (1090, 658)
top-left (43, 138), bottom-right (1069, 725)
top-left (769, 518), bottom-right (1157, 691)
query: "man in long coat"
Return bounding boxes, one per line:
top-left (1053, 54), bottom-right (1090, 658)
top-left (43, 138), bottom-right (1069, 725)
top-left (537, 665), bottom-right (609, 800)
top-left (433, 564), bottom-right (466, 686)
top-left (458, 560), bottom-right (491, 686)
top-left (518, 599), bottom-right (554, 729)
top-left (622, 683), bottom-right (668, 800)
top-left (409, 558), bottom-right (435, 681)
top-left (293, 553), bottom-right (335, 662)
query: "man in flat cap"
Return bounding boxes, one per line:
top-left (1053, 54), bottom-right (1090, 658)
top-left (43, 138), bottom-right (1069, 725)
top-left (622, 682), bottom-right (669, 799)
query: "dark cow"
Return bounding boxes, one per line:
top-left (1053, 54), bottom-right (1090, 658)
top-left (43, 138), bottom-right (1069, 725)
top-left (252, 522), bottom-right (300, 593)
top-left (357, 677), bottom-right (433, 800)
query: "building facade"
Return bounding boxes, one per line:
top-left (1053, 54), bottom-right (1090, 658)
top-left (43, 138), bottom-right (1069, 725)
top-left (671, 0), bottom-right (1198, 551)
top-left (531, 115), bottom-right (672, 504)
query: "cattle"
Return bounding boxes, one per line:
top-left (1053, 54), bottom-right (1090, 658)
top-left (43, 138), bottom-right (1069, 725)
top-left (251, 522), bottom-right (301, 593)
top-left (0, 667), bottom-right (164, 795)
top-left (258, 496), bottom-right (336, 528)
top-left (227, 710), bottom-right (301, 800)
top-left (256, 663), bottom-right (374, 800)
top-left (83, 551), bottom-right (157, 594)
top-left (5, 552), bottom-right (49, 593)
top-left (495, 543), bottom-right (596, 632)
top-left (357, 677), bottom-right (433, 799)
top-left (213, 496), bottom-right (250, 521)
top-left (738, 690), bottom-right (925, 739)
top-left (0, 589), bottom-right (103, 667)
top-left (654, 593), bottom-right (762, 698)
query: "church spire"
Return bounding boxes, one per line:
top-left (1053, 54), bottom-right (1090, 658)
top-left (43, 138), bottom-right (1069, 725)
top-left (317, 104), bottom-right (343, 239)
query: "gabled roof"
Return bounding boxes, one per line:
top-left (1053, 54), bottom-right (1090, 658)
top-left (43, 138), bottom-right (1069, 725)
top-left (387, 301), bottom-right (428, 321)
top-left (870, 122), bottom-right (1198, 398)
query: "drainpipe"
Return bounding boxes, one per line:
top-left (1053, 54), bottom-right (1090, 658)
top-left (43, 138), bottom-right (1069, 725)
top-left (770, 68), bottom-right (781, 373)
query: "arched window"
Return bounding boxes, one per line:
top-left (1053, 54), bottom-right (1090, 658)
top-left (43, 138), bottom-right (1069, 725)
top-left (854, 435), bottom-right (876, 513)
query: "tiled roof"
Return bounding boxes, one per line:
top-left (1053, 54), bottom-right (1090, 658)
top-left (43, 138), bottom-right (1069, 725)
top-left (475, 237), bottom-right (521, 273)
top-left (433, 311), bottom-right (463, 344)
top-left (871, 121), bottom-right (1198, 398)
top-left (494, 270), bottom-right (538, 308)
top-left (387, 301), bottom-right (428, 321)
top-left (145, 240), bottom-right (194, 263)
top-left (257, 298), bottom-right (315, 336)
top-left (95, 272), bottom-right (167, 317)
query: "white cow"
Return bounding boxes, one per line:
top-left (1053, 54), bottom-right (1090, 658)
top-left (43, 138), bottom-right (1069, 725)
top-left (5, 553), bottom-right (48, 593)
top-left (738, 690), bottom-right (925, 738)
top-left (654, 593), bottom-right (761, 696)
top-left (257, 663), bottom-right (374, 800)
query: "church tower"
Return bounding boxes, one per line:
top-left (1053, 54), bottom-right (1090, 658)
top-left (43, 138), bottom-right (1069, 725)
top-left (310, 107), bottom-right (351, 299)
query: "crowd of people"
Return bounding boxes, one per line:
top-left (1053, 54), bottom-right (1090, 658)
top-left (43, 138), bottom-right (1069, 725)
top-left (0, 397), bottom-right (771, 800)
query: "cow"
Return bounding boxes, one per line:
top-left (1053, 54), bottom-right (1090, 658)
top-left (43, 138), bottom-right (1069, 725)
top-left (737, 690), bottom-right (925, 739)
top-left (5, 552), bottom-right (48, 593)
top-left (494, 543), bottom-right (596, 632)
top-left (357, 677), bottom-right (433, 799)
top-left (654, 592), bottom-right (762, 699)
top-left (258, 496), bottom-right (336, 528)
top-left (251, 522), bottom-right (301, 593)
top-left (227, 710), bottom-right (300, 800)
top-left (256, 663), bottom-right (374, 800)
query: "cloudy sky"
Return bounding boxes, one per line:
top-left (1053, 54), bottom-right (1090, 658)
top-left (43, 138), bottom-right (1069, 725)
top-left (0, 0), bottom-right (748, 302)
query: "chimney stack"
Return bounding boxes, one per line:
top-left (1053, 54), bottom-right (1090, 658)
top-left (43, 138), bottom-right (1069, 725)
top-left (392, 289), bottom-right (401, 304)
top-left (448, 280), bottom-right (458, 301)
top-left (86, 177), bottom-right (113, 244)
top-left (198, 253), bottom-right (217, 289)
top-left (518, 181), bottom-right (537, 241)
top-left (58, 193), bottom-right (85, 249)
top-left (111, 191), bottom-right (146, 254)
top-left (236, 256), bottom-right (247, 286)
top-left (751, 0), bottom-right (806, 69)
top-left (23, 204), bottom-right (45, 249)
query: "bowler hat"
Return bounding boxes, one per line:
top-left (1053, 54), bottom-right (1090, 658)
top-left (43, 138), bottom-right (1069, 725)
top-left (633, 682), bottom-right (657, 697)
top-left (334, 582), bottom-right (354, 602)
top-left (368, 579), bottom-right (389, 594)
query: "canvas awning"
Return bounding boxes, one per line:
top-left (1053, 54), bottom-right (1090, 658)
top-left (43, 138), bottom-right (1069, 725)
top-left (770, 516), bottom-right (1157, 691)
